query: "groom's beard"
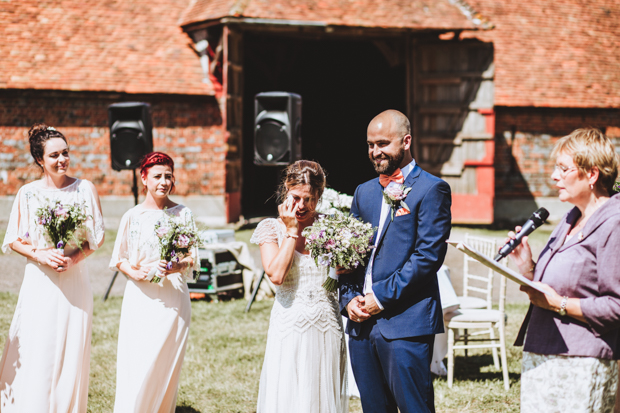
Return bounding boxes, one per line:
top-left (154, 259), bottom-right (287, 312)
top-left (370, 148), bottom-right (405, 175)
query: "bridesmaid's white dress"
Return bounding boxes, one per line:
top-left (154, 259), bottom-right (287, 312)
top-left (109, 204), bottom-right (198, 412)
top-left (251, 218), bottom-right (348, 413)
top-left (0, 179), bottom-right (105, 412)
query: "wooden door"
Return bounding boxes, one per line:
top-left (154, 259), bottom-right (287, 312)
top-left (409, 39), bottom-right (495, 224)
top-left (223, 26), bottom-right (243, 223)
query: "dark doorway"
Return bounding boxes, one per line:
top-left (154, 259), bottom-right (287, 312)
top-left (242, 32), bottom-right (406, 218)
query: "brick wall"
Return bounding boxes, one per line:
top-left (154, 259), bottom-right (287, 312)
top-left (495, 106), bottom-right (620, 200)
top-left (0, 89), bottom-right (225, 197)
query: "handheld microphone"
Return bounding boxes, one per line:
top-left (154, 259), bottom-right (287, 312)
top-left (494, 207), bottom-right (549, 261)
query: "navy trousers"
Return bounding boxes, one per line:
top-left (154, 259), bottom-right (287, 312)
top-left (349, 319), bottom-right (435, 413)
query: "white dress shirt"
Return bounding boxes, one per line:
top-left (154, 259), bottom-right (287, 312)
top-left (363, 160), bottom-right (415, 310)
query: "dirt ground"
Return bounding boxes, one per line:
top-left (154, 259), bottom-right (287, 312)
top-left (0, 226), bottom-right (537, 303)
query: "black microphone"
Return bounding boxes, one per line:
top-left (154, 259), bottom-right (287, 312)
top-left (494, 207), bottom-right (549, 261)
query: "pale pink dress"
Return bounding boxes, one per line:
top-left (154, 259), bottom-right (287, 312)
top-left (0, 179), bottom-right (104, 412)
top-left (109, 204), bottom-right (199, 412)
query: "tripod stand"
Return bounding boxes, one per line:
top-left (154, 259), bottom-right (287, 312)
top-left (102, 169), bottom-right (139, 301)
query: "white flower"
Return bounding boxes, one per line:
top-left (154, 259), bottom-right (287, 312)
top-left (47, 126), bottom-right (56, 131)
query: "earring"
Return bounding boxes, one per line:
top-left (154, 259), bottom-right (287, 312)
top-left (590, 184), bottom-right (594, 190)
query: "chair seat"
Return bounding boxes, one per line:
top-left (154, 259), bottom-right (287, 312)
top-left (445, 308), bottom-right (502, 324)
top-left (457, 296), bottom-right (488, 309)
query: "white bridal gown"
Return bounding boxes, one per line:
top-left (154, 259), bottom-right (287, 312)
top-left (109, 204), bottom-right (198, 412)
top-left (0, 179), bottom-right (105, 412)
top-left (251, 218), bottom-right (348, 413)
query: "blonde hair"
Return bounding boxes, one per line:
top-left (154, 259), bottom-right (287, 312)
top-left (551, 128), bottom-right (619, 195)
top-left (277, 160), bottom-right (326, 203)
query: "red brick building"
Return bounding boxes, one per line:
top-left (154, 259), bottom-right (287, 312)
top-left (1, 0), bottom-right (619, 225)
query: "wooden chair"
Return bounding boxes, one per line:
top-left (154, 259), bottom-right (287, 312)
top-left (445, 271), bottom-right (509, 390)
top-left (457, 233), bottom-right (496, 310)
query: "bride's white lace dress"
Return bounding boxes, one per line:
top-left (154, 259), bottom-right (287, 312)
top-left (251, 218), bottom-right (348, 413)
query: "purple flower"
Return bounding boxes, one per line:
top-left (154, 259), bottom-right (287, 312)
top-left (171, 250), bottom-right (176, 258)
top-left (166, 262), bottom-right (172, 270)
top-left (23, 232), bottom-right (30, 239)
top-left (56, 241), bottom-right (64, 249)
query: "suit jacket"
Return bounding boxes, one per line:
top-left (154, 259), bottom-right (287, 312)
top-left (339, 164), bottom-right (452, 339)
top-left (515, 193), bottom-right (620, 359)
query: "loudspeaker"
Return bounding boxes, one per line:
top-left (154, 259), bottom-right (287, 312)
top-left (108, 102), bottom-right (153, 170)
top-left (254, 92), bottom-right (301, 165)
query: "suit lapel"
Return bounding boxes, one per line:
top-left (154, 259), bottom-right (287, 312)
top-left (376, 164), bottom-right (422, 249)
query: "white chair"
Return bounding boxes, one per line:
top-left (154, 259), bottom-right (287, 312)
top-left (445, 272), bottom-right (509, 390)
top-left (457, 233), bottom-right (496, 310)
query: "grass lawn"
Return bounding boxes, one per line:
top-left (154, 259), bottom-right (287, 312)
top-left (0, 291), bottom-right (528, 412)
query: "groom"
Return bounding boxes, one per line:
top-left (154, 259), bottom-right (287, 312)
top-left (339, 110), bottom-right (451, 413)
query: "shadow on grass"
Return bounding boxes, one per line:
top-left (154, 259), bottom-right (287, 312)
top-left (439, 354), bottom-right (521, 383)
top-left (176, 406), bottom-right (202, 413)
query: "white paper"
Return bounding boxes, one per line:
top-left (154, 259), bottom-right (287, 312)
top-left (447, 240), bottom-right (547, 294)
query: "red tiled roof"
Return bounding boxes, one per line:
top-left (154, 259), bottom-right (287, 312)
top-left (465, 0), bottom-right (620, 108)
top-left (179, 0), bottom-right (478, 31)
top-left (0, 0), bottom-right (213, 95)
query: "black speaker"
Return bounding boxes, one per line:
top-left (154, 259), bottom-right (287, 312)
top-left (254, 92), bottom-right (301, 165)
top-left (108, 102), bottom-right (153, 171)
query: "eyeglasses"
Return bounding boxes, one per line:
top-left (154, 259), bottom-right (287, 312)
top-left (554, 164), bottom-right (578, 177)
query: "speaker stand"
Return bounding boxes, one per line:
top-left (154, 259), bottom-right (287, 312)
top-left (244, 270), bottom-right (266, 313)
top-left (102, 169), bottom-right (140, 302)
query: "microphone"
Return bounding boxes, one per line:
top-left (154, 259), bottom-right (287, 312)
top-left (494, 207), bottom-right (549, 261)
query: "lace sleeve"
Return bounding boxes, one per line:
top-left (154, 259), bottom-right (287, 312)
top-left (250, 218), bottom-right (282, 246)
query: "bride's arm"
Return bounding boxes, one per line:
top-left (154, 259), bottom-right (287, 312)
top-left (260, 238), bottom-right (297, 286)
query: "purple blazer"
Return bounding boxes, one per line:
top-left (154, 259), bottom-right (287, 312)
top-left (515, 193), bottom-right (620, 359)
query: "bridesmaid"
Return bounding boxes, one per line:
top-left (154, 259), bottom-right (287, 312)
top-left (0, 123), bottom-right (105, 412)
top-left (109, 152), bottom-right (198, 411)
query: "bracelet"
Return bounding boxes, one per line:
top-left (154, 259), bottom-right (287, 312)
top-left (528, 261), bottom-right (536, 273)
top-left (285, 233), bottom-right (299, 239)
top-left (557, 296), bottom-right (569, 316)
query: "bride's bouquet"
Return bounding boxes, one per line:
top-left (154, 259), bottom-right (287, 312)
top-left (303, 193), bottom-right (374, 292)
top-left (35, 200), bottom-right (89, 259)
top-left (150, 213), bottom-right (199, 283)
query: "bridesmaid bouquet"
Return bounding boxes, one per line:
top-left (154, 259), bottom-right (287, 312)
top-left (302, 212), bottom-right (375, 292)
top-left (150, 215), bottom-right (199, 283)
top-left (35, 200), bottom-right (89, 258)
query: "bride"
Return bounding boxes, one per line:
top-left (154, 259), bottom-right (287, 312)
top-left (251, 160), bottom-right (348, 413)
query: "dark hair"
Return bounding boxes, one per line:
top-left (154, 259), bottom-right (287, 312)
top-left (28, 123), bottom-right (68, 171)
top-left (277, 160), bottom-right (326, 203)
top-left (139, 152), bottom-right (175, 194)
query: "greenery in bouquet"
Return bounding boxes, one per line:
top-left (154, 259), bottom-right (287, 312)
top-left (152, 212), bottom-right (199, 283)
top-left (302, 212), bottom-right (375, 292)
top-left (34, 199), bottom-right (89, 252)
top-left (614, 180), bottom-right (620, 194)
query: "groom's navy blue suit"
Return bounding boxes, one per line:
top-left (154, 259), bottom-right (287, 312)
top-left (340, 163), bottom-right (451, 413)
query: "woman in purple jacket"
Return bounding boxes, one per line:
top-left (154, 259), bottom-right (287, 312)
top-left (507, 128), bottom-right (620, 413)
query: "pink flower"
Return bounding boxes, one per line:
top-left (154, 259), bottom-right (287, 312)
top-left (54, 206), bottom-right (68, 220)
top-left (156, 226), bottom-right (169, 238)
top-left (176, 234), bottom-right (190, 248)
top-left (384, 184), bottom-right (406, 201)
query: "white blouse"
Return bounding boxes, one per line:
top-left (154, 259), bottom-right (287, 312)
top-left (2, 179), bottom-right (105, 254)
top-left (109, 204), bottom-right (200, 281)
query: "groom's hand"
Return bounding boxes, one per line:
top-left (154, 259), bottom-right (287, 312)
top-left (336, 265), bottom-right (353, 275)
top-left (347, 296), bottom-right (371, 323)
top-left (363, 293), bottom-right (382, 315)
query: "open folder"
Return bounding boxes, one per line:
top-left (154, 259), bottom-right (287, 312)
top-left (447, 240), bottom-right (547, 294)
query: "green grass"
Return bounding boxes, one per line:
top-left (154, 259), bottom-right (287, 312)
top-left (0, 292), bottom-right (528, 412)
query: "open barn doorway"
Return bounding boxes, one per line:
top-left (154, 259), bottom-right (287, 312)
top-left (241, 32), bottom-right (407, 218)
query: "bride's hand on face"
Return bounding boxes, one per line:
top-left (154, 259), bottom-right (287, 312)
top-left (278, 195), bottom-right (299, 232)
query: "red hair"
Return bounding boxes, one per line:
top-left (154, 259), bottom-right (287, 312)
top-left (140, 152), bottom-right (175, 194)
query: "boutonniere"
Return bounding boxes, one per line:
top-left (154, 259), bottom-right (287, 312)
top-left (382, 184), bottom-right (412, 221)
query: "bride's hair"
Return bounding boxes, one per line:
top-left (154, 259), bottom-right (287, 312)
top-left (139, 152), bottom-right (175, 194)
top-left (28, 123), bottom-right (68, 171)
top-left (277, 160), bottom-right (326, 203)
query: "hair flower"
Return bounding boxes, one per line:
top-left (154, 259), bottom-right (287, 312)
top-left (47, 126), bottom-right (56, 131)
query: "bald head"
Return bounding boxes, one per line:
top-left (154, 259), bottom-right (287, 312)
top-left (367, 110), bottom-right (413, 174)
top-left (367, 110), bottom-right (411, 139)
